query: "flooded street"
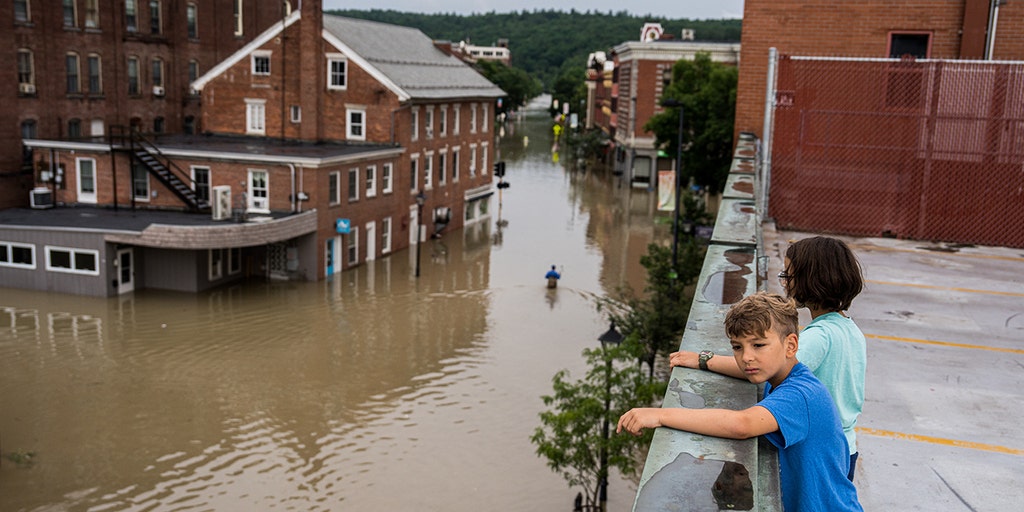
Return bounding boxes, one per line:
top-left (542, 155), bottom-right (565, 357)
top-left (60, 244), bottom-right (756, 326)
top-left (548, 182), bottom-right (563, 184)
top-left (1, 102), bottom-right (670, 511)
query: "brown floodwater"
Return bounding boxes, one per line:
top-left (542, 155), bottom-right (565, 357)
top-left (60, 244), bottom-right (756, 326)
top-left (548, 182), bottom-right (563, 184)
top-left (0, 102), bottom-right (670, 511)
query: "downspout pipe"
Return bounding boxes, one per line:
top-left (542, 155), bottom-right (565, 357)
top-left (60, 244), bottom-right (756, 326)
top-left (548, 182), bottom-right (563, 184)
top-left (985, 0), bottom-right (1001, 60)
top-left (288, 163), bottom-right (296, 213)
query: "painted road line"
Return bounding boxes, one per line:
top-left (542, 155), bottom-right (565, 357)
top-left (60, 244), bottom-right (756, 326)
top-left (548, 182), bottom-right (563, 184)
top-left (866, 333), bottom-right (1024, 355)
top-left (857, 427), bottom-right (1024, 456)
top-left (865, 279), bottom-right (1024, 298)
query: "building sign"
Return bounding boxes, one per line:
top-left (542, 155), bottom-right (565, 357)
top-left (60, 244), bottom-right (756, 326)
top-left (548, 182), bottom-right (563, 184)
top-left (336, 218), bottom-right (351, 234)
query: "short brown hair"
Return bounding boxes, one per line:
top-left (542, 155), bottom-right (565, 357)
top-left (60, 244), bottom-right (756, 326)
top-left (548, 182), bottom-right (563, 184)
top-left (785, 236), bottom-right (863, 311)
top-left (724, 292), bottom-right (799, 340)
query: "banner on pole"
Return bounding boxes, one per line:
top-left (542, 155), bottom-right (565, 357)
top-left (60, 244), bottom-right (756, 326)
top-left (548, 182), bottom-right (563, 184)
top-left (657, 171), bottom-right (676, 212)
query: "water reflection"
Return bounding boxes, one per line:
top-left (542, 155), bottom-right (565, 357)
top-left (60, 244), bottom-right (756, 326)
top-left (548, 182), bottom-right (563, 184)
top-left (701, 248), bottom-right (755, 305)
top-left (634, 452), bottom-right (753, 511)
top-left (0, 103), bottom-right (673, 511)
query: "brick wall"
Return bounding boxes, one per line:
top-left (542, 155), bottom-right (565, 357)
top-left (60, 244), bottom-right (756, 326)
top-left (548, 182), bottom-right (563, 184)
top-left (736, 0), bottom-right (1024, 140)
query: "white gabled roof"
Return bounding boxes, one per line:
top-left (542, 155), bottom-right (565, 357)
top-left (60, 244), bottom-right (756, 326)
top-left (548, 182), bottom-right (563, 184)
top-left (190, 10), bottom-right (301, 91)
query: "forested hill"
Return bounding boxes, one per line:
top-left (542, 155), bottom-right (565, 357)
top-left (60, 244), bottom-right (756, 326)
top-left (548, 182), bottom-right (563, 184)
top-left (326, 9), bottom-right (742, 87)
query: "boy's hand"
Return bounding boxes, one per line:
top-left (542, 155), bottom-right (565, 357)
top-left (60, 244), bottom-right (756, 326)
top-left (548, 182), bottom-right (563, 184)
top-left (616, 408), bottom-right (663, 436)
top-left (668, 350), bottom-right (699, 369)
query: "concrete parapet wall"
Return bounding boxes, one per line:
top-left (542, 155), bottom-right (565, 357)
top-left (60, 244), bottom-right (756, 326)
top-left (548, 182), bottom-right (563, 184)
top-left (631, 134), bottom-right (781, 510)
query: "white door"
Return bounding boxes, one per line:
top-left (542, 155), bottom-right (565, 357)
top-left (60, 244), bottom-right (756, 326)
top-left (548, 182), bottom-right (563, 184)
top-left (365, 221), bottom-right (376, 261)
top-left (116, 248), bottom-right (134, 294)
top-left (77, 158), bottom-right (97, 203)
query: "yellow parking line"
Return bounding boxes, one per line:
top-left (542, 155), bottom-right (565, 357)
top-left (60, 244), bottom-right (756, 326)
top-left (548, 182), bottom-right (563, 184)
top-left (857, 427), bottom-right (1024, 456)
top-left (849, 243), bottom-right (1024, 263)
top-left (865, 279), bottom-right (1024, 298)
top-left (866, 333), bottom-right (1024, 355)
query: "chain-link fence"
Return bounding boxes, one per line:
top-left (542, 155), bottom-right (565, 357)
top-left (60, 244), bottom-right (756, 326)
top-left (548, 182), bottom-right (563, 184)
top-left (766, 55), bottom-right (1024, 248)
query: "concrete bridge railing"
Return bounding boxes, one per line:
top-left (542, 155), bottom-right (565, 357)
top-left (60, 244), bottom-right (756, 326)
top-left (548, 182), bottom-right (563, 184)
top-left (629, 133), bottom-right (782, 511)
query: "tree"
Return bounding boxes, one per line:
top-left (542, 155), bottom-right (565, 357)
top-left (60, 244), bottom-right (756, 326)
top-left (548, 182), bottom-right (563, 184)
top-left (531, 336), bottom-right (665, 511)
top-left (645, 53), bottom-right (738, 194)
top-left (475, 60), bottom-right (543, 112)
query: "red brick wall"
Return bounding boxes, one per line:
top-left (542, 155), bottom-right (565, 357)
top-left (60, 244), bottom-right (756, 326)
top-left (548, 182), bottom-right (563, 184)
top-left (736, 0), bottom-right (1024, 139)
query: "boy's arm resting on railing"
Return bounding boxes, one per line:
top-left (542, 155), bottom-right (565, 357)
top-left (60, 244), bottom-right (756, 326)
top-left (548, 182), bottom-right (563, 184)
top-left (617, 405), bottom-right (778, 441)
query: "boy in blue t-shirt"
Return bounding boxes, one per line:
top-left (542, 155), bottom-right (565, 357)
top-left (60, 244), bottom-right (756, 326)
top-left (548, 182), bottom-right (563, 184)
top-left (617, 292), bottom-right (862, 511)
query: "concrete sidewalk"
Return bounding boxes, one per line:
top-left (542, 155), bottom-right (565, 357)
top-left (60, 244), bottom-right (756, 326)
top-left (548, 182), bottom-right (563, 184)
top-left (761, 223), bottom-right (1024, 511)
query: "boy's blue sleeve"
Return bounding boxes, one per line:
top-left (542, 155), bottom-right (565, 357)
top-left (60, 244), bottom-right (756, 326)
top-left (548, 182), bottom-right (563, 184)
top-left (759, 385), bottom-right (811, 449)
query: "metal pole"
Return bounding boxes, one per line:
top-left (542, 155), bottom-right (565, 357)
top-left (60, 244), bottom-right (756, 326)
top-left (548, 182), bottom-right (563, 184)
top-left (671, 106), bottom-right (684, 270)
top-left (599, 346), bottom-right (610, 512)
top-left (761, 47), bottom-right (778, 220)
top-left (415, 200), bottom-right (423, 277)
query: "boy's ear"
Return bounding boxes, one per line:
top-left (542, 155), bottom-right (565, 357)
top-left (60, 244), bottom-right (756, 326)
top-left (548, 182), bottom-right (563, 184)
top-left (784, 333), bottom-right (799, 358)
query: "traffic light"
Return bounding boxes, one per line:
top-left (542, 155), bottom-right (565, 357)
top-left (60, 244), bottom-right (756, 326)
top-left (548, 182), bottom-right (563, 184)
top-left (494, 161), bottom-right (506, 177)
top-left (497, 181), bottom-right (510, 189)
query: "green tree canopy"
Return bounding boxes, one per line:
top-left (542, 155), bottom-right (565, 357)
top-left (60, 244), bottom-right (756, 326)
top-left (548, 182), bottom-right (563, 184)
top-left (645, 53), bottom-right (738, 194)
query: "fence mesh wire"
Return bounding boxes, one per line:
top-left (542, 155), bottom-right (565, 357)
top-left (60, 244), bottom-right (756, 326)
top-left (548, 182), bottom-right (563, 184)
top-left (768, 56), bottom-right (1024, 248)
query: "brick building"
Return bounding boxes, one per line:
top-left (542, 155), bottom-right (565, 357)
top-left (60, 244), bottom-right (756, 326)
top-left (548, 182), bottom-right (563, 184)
top-left (735, 0), bottom-right (1024, 137)
top-left (6, 0), bottom-right (295, 210)
top-left (2, 3), bottom-right (504, 296)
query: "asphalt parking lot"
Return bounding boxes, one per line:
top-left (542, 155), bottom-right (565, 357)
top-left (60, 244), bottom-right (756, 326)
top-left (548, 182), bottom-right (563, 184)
top-left (762, 224), bottom-right (1024, 511)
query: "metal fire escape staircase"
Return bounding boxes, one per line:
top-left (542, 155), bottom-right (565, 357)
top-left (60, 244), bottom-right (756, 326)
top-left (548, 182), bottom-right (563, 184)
top-left (123, 130), bottom-right (209, 212)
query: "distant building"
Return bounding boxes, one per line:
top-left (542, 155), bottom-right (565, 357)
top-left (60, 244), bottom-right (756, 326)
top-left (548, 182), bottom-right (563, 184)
top-left (3, 2), bottom-right (505, 296)
top-left (437, 39), bottom-right (512, 66)
top-left (587, 28), bottom-right (740, 187)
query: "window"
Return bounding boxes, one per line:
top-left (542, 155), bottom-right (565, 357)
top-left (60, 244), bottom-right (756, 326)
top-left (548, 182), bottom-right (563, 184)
top-left (328, 171), bottom-right (341, 205)
top-left (347, 168), bottom-right (359, 201)
top-left (347, 108), bottom-right (365, 140)
top-left (188, 60), bottom-right (199, 84)
top-left (439, 105), bottom-right (448, 136)
top-left (233, 0), bottom-right (243, 36)
top-left (151, 58), bottom-right (163, 87)
top-left (46, 246), bottom-right (99, 276)
top-left (382, 163), bottom-right (393, 194)
top-left (424, 152), bottom-right (433, 190)
top-left (90, 119), bottom-right (104, 137)
top-left (15, 0), bottom-right (30, 23)
top-left (186, 3), bottom-right (197, 39)
top-left (229, 247), bottom-right (241, 275)
top-left (453, 105), bottom-right (461, 135)
top-left (126, 0), bottom-right (137, 32)
top-left (87, 54), bottom-right (101, 94)
top-left (83, 0), bottom-right (99, 28)
top-left (381, 217), bottom-right (392, 254)
top-left (209, 249), bottom-right (222, 280)
top-left (246, 99), bottom-right (266, 134)
top-left (248, 169), bottom-right (268, 211)
top-left (63, 0), bottom-right (77, 27)
top-left (365, 165), bottom-right (377, 198)
top-left (191, 166), bottom-right (210, 202)
top-left (426, 107), bottom-right (434, 139)
top-left (327, 56), bottom-right (347, 89)
top-left (347, 227), bottom-right (359, 264)
top-left (886, 33), bottom-right (931, 110)
top-left (132, 161), bottom-right (149, 200)
top-left (469, 144), bottom-right (478, 176)
top-left (889, 33), bottom-right (930, 59)
top-left (77, 157), bottom-right (96, 203)
top-left (252, 51), bottom-right (271, 76)
top-left (17, 50), bottom-right (34, 89)
top-left (438, 150), bottom-right (447, 185)
top-left (411, 108), bottom-right (419, 141)
top-left (470, 103), bottom-right (478, 133)
top-left (410, 156), bottom-right (419, 192)
top-left (153, 116), bottom-right (164, 134)
top-left (127, 57), bottom-right (139, 95)
top-left (481, 144), bottom-right (489, 175)
top-left (66, 53), bottom-right (80, 94)
top-left (451, 148), bottom-right (460, 183)
top-left (290, 105), bottom-right (301, 123)
top-left (68, 119), bottom-right (82, 138)
top-left (184, 115), bottom-right (195, 134)
top-left (482, 103), bottom-right (489, 133)
top-left (148, 0), bottom-right (160, 34)
top-left (0, 242), bottom-right (35, 269)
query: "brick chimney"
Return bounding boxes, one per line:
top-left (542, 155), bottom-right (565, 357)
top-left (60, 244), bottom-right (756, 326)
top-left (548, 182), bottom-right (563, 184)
top-left (299, 0), bottom-right (325, 141)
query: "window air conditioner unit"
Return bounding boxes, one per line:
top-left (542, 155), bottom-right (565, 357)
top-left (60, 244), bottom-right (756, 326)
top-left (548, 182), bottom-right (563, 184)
top-left (153, 86), bottom-right (165, 97)
top-left (19, 83), bottom-right (36, 94)
top-left (30, 187), bottom-right (54, 209)
top-left (211, 185), bottom-right (232, 220)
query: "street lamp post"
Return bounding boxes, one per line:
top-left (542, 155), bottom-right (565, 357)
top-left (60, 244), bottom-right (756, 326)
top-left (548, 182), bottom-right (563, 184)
top-left (597, 321), bottom-right (624, 512)
top-left (415, 191), bottom-right (426, 278)
top-left (660, 99), bottom-right (685, 272)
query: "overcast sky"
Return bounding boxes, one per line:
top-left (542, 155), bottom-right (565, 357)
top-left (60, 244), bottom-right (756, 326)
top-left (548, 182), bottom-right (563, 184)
top-left (322, 0), bottom-right (744, 20)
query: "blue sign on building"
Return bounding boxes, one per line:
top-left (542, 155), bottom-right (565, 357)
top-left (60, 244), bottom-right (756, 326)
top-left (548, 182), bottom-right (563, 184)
top-left (336, 218), bottom-right (351, 234)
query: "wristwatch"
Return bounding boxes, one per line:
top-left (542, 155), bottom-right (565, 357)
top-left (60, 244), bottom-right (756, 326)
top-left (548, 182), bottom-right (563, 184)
top-left (698, 350), bottom-right (714, 371)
